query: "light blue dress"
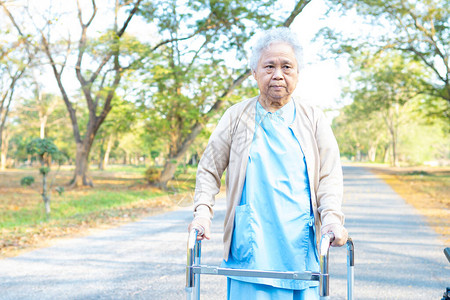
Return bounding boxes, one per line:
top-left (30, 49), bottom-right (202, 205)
top-left (221, 99), bottom-right (319, 299)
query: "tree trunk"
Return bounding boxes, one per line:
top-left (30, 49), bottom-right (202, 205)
top-left (0, 129), bottom-right (4, 170)
top-left (368, 145), bottom-right (377, 162)
top-left (0, 151), bottom-right (6, 170)
top-left (157, 122), bottom-right (205, 189)
top-left (383, 145), bottom-right (389, 163)
top-left (387, 119), bottom-right (399, 167)
top-left (40, 115), bottom-right (47, 139)
top-left (0, 130), bottom-right (9, 170)
top-left (42, 172), bottom-right (51, 216)
top-left (71, 142), bottom-right (93, 187)
top-left (103, 135), bottom-right (113, 169)
top-left (98, 138), bottom-right (105, 170)
top-left (158, 158), bottom-right (179, 189)
top-left (392, 136), bottom-right (399, 167)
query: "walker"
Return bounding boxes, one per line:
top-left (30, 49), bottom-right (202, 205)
top-left (186, 229), bottom-right (355, 300)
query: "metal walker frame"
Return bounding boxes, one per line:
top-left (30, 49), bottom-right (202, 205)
top-left (186, 229), bottom-right (354, 300)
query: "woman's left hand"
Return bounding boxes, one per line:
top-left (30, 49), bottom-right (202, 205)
top-left (321, 223), bottom-right (348, 247)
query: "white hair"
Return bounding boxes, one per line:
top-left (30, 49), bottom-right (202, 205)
top-left (249, 27), bottom-right (303, 72)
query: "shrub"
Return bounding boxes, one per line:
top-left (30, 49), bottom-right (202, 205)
top-left (20, 176), bottom-right (35, 186)
top-left (145, 167), bottom-right (161, 184)
top-left (55, 186), bottom-right (65, 195)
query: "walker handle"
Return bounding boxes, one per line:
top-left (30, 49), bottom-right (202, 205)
top-left (320, 232), bottom-right (335, 256)
top-left (319, 232), bottom-right (334, 298)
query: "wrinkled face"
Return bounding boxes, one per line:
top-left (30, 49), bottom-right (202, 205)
top-left (253, 42), bottom-right (299, 108)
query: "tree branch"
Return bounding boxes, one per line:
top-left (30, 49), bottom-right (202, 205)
top-left (117, 0), bottom-right (142, 37)
top-left (283, 0), bottom-right (312, 27)
top-left (40, 33), bottom-right (82, 143)
top-left (172, 0), bottom-right (311, 160)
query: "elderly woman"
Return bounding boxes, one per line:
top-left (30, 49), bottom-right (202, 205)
top-left (188, 27), bottom-right (348, 299)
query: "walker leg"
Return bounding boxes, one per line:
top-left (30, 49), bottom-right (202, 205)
top-left (319, 233), bottom-right (333, 299)
top-left (194, 239), bottom-right (201, 299)
top-left (186, 229), bottom-right (202, 300)
top-left (347, 238), bottom-right (354, 300)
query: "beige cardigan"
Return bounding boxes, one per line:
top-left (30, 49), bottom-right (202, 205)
top-left (193, 96), bottom-right (345, 261)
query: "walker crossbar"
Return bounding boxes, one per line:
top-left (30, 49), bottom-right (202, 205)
top-left (185, 229), bottom-right (354, 300)
top-left (192, 265), bottom-right (321, 281)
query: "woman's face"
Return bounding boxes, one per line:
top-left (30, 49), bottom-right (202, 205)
top-left (253, 42), bottom-right (299, 108)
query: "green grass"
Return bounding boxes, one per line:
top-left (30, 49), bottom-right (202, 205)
top-left (92, 165), bottom-right (148, 173)
top-left (0, 165), bottom-right (198, 229)
top-left (0, 164), bottom-right (201, 256)
top-left (0, 189), bottom-right (165, 229)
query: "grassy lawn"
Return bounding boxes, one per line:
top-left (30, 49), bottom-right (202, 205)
top-left (0, 165), bottom-right (197, 258)
top-left (366, 164), bottom-right (450, 244)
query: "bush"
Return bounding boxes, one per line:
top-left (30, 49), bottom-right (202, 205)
top-left (55, 186), bottom-right (65, 195)
top-left (145, 167), bottom-right (161, 184)
top-left (20, 176), bottom-right (35, 186)
top-left (39, 166), bottom-right (50, 175)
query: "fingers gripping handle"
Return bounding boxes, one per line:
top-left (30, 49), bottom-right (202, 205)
top-left (193, 225), bottom-right (205, 238)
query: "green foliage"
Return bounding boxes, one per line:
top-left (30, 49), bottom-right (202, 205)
top-left (39, 166), bottom-right (50, 175)
top-left (333, 51), bottom-right (449, 165)
top-left (323, 0), bottom-right (450, 119)
top-left (397, 118), bottom-right (449, 165)
top-left (346, 52), bottom-right (427, 115)
top-left (133, 0), bottom-right (293, 183)
top-left (150, 150), bottom-right (160, 159)
top-left (20, 176), bottom-right (35, 186)
top-left (26, 138), bottom-right (59, 162)
top-left (2, 0), bottom-right (308, 188)
top-left (334, 93), bottom-right (449, 165)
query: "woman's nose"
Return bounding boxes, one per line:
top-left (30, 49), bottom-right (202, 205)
top-left (272, 67), bottom-right (283, 79)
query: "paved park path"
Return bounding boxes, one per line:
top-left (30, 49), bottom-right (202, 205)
top-left (0, 166), bottom-right (449, 299)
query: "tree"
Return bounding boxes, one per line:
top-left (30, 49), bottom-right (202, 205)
top-left (138, 0), bottom-right (312, 188)
top-left (323, 0), bottom-right (450, 119)
top-left (337, 51), bottom-right (431, 166)
top-left (333, 108), bottom-right (389, 162)
top-left (90, 96), bottom-right (137, 169)
top-left (0, 21), bottom-right (32, 170)
top-left (1, 0), bottom-right (144, 186)
top-left (2, 0), bottom-right (311, 188)
top-left (19, 92), bottom-right (64, 139)
top-left (23, 138), bottom-right (63, 216)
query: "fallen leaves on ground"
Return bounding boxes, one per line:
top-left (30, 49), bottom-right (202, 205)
top-left (368, 165), bottom-right (449, 244)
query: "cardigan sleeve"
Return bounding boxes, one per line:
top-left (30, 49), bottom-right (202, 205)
top-left (193, 109), bottom-right (232, 220)
top-left (314, 108), bottom-right (345, 227)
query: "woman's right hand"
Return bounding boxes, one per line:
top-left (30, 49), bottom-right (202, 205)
top-left (188, 217), bottom-right (211, 240)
